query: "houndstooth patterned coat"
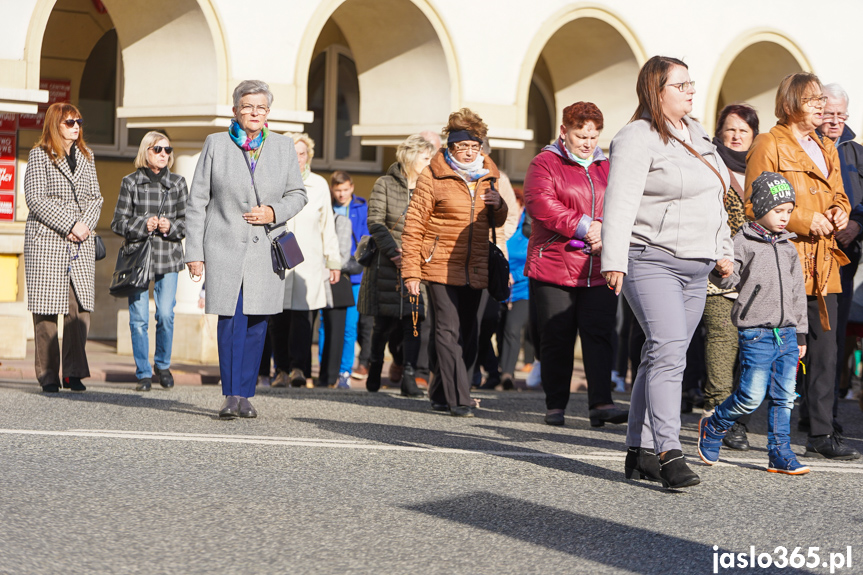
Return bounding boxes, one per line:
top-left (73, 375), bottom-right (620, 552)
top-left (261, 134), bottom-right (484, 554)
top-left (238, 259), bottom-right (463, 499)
top-left (24, 146), bottom-right (104, 314)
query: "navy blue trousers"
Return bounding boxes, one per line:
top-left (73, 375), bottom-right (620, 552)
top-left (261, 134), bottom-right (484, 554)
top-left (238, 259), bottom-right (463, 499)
top-left (217, 289), bottom-right (268, 398)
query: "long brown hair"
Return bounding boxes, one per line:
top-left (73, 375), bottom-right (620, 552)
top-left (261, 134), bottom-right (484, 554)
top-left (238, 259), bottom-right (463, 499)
top-left (775, 72), bottom-right (822, 125)
top-left (35, 103), bottom-right (91, 162)
top-left (630, 56), bottom-right (688, 144)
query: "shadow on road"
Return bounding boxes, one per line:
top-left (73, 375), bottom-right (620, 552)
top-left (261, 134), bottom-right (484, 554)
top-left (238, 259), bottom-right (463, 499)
top-left (403, 491), bottom-right (730, 574)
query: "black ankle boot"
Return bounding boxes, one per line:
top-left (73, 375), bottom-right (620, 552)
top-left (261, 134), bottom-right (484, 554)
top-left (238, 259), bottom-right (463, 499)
top-left (658, 449), bottom-right (700, 489)
top-left (400, 365), bottom-right (424, 397)
top-left (624, 447), bottom-right (661, 482)
top-left (366, 361), bottom-right (383, 392)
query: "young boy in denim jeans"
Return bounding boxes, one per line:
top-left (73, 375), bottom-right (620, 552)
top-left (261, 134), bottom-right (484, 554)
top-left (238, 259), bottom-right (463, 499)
top-left (698, 171), bottom-right (809, 475)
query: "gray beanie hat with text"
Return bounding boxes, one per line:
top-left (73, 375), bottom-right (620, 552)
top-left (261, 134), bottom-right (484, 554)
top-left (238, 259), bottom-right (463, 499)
top-left (750, 171), bottom-right (795, 220)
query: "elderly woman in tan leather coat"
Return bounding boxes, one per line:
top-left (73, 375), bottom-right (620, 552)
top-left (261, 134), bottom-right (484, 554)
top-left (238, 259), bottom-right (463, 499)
top-left (745, 72), bottom-right (859, 460)
top-left (402, 108), bottom-right (508, 417)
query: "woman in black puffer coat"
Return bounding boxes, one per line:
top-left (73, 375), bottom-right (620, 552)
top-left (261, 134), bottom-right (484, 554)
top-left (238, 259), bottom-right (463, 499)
top-left (357, 135), bottom-right (434, 395)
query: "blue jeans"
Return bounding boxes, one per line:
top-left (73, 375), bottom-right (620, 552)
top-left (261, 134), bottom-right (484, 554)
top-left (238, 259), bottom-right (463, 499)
top-left (713, 327), bottom-right (799, 447)
top-left (128, 272), bottom-right (178, 380)
top-left (317, 283), bottom-right (361, 374)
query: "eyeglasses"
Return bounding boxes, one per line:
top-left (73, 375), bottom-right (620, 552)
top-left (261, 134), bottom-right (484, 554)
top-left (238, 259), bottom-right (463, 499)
top-left (62, 119), bottom-right (83, 127)
top-left (822, 112), bottom-right (849, 123)
top-left (802, 96), bottom-right (828, 107)
top-left (149, 145), bottom-right (173, 155)
top-left (240, 104), bottom-right (269, 115)
top-left (665, 81), bottom-right (695, 92)
top-left (452, 143), bottom-right (482, 153)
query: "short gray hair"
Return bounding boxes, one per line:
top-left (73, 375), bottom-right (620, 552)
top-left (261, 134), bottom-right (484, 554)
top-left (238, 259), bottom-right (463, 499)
top-left (823, 83), bottom-right (850, 107)
top-left (232, 80), bottom-right (273, 109)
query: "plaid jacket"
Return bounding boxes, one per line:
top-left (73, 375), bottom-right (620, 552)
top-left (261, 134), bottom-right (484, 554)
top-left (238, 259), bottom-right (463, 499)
top-left (111, 168), bottom-right (188, 275)
top-left (24, 146), bottom-right (103, 314)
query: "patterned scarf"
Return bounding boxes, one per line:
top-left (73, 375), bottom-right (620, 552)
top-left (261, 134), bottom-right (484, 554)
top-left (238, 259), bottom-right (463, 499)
top-left (444, 148), bottom-right (489, 182)
top-left (750, 221), bottom-right (780, 245)
top-left (229, 119), bottom-right (269, 171)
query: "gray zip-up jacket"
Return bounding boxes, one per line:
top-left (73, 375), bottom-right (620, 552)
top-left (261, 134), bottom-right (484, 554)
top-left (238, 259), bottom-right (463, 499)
top-left (709, 222), bottom-right (808, 343)
top-left (601, 116), bottom-right (733, 273)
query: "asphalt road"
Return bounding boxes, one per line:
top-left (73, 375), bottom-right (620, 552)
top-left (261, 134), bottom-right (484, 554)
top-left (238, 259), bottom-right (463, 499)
top-left (0, 380), bottom-right (862, 575)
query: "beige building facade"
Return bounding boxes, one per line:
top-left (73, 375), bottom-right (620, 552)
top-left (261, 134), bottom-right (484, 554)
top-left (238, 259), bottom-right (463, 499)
top-left (1, 0), bottom-right (862, 359)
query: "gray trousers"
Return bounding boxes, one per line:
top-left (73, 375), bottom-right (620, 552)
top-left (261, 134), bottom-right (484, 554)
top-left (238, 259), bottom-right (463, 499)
top-left (623, 246), bottom-right (712, 452)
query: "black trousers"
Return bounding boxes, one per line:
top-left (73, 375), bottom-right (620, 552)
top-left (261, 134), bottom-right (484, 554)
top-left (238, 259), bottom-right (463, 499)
top-left (532, 279), bottom-right (617, 411)
top-left (499, 299), bottom-right (530, 375)
top-left (428, 282), bottom-right (481, 408)
top-left (259, 318), bottom-right (273, 377)
top-left (357, 313), bottom-right (374, 367)
top-left (269, 309), bottom-right (315, 378)
top-left (800, 294), bottom-right (839, 437)
top-left (469, 290), bottom-right (502, 384)
top-left (371, 315), bottom-right (421, 368)
top-left (319, 307), bottom-right (347, 386)
top-left (416, 295), bottom-right (436, 381)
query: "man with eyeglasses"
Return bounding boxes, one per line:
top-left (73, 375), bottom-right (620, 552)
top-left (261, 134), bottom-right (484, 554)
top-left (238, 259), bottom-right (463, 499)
top-left (816, 83), bottom-right (863, 415)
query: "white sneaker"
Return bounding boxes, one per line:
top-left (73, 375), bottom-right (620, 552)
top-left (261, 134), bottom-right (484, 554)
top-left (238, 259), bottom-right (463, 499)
top-left (336, 371), bottom-right (351, 389)
top-left (526, 361), bottom-right (542, 388)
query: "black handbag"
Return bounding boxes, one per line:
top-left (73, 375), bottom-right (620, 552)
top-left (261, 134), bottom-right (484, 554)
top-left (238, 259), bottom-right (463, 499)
top-left (93, 234), bottom-right (106, 261)
top-left (242, 145), bottom-right (304, 273)
top-left (355, 234), bottom-right (377, 267)
top-left (357, 198), bottom-right (411, 268)
top-left (109, 237), bottom-right (153, 297)
top-left (109, 190), bottom-right (168, 297)
top-left (487, 180), bottom-right (510, 303)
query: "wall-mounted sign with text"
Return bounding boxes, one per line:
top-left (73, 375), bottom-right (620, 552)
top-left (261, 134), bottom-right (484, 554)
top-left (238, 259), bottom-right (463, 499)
top-left (19, 79), bottom-right (72, 131)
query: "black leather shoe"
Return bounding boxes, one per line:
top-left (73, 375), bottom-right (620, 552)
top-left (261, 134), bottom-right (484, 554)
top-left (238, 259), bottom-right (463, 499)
top-left (450, 406), bottom-right (474, 417)
top-left (722, 422), bottom-right (750, 451)
top-left (41, 384), bottom-right (60, 393)
top-left (624, 446), bottom-right (662, 482)
top-left (154, 367), bottom-right (174, 389)
top-left (544, 411), bottom-right (565, 426)
top-left (136, 378), bottom-right (152, 392)
top-left (658, 449), bottom-right (701, 489)
top-left (219, 396), bottom-right (239, 420)
top-left (501, 373), bottom-right (515, 390)
top-left (430, 402), bottom-right (449, 412)
top-left (804, 434), bottom-right (861, 460)
top-left (589, 407), bottom-right (629, 427)
top-left (366, 361), bottom-right (383, 393)
top-left (400, 365), bottom-right (424, 397)
top-left (238, 397), bottom-right (257, 418)
top-left (62, 377), bottom-right (86, 391)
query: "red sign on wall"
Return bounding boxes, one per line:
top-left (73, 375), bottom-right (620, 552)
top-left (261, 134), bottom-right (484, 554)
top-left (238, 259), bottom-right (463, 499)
top-left (0, 163), bottom-right (15, 191)
top-left (19, 78), bottom-right (72, 131)
top-left (0, 134), bottom-right (15, 162)
top-left (0, 193), bottom-right (13, 220)
top-left (0, 114), bottom-right (17, 133)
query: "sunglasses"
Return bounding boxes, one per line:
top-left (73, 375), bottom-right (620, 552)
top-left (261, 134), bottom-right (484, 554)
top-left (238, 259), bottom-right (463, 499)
top-left (149, 145), bottom-right (173, 155)
top-left (62, 119), bottom-right (83, 127)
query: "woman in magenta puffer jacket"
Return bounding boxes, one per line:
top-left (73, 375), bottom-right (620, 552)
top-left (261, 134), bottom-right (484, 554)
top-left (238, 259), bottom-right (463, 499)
top-left (524, 101), bottom-right (628, 428)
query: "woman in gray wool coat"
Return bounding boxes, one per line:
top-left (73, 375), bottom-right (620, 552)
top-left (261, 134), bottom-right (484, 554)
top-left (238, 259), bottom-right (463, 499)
top-left (185, 80), bottom-right (307, 419)
top-left (357, 134), bottom-right (433, 396)
top-left (24, 102), bottom-right (103, 393)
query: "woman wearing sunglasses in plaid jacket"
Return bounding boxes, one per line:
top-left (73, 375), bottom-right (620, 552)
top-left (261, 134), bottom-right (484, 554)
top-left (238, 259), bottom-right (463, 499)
top-left (111, 132), bottom-right (188, 392)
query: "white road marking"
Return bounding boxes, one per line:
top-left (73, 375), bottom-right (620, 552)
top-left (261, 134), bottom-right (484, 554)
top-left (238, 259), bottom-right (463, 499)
top-left (1, 428), bottom-right (862, 473)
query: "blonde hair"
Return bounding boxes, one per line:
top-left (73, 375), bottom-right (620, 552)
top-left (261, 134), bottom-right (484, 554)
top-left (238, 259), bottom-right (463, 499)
top-left (287, 132), bottom-right (315, 161)
top-left (134, 131), bottom-right (173, 170)
top-left (396, 134), bottom-right (435, 180)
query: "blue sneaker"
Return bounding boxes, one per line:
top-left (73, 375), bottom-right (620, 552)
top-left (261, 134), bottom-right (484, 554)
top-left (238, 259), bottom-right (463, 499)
top-left (768, 445), bottom-right (810, 475)
top-left (336, 372), bottom-right (351, 390)
top-left (697, 415), bottom-right (726, 465)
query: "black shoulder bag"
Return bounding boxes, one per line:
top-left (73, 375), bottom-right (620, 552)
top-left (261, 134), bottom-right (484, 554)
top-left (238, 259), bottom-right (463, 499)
top-left (109, 190), bottom-right (167, 297)
top-left (356, 195), bottom-right (411, 267)
top-left (486, 178), bottom-right (510, 302)
top-left (241, 145), bottom-right (304, 273)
